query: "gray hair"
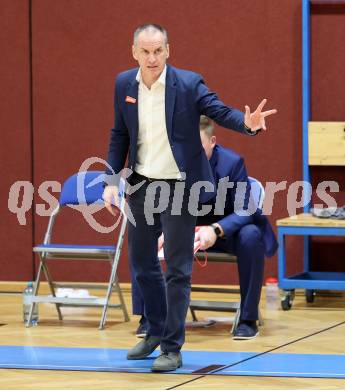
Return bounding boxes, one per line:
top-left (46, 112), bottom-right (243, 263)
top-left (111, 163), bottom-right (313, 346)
top-left (199, 115), bottom-right (215, 137)
top-left (133, 24), bottom-right (168, 46)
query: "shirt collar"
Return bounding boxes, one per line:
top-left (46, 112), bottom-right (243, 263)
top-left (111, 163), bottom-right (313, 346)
top-left (136, 65), bottom-right (167, 87)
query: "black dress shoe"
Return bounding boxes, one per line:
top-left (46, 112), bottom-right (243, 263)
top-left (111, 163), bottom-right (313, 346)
top-left (135, 316), bottom-right (148, 338)
top-left (233, 321), bottom-right (259, 340)
top-left (127, 335), bottom-right (160, 360)
top-left (151, 352), bottom-right (182, 372)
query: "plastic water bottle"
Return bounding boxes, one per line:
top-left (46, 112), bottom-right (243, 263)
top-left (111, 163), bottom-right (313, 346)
top-left (23, 282), bottom-right (39, 326)
top-left (265, 277), bottom-right (280, 310)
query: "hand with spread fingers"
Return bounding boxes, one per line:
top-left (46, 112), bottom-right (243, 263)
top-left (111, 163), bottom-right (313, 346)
top-left (244, 98), bottom-right (277, 131)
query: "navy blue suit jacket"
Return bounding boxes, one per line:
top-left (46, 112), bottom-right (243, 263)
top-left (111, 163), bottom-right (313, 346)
top-left (106, 64), bottom-right (253, 202)
top-left (197, 145), bottom-right (278, 257)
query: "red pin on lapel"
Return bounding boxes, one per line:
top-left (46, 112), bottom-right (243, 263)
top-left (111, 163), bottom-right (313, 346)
top-left (125, 96), bottom-right (136, 104)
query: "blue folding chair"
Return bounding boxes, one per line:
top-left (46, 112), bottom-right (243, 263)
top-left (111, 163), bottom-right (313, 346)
top-left (190, 177), bottom-right (265, 333)
top-left (30, 171), bottom-right (129, 329)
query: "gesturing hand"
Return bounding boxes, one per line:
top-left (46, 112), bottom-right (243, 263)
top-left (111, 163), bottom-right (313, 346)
top-left (103, 185), bottom-right (120, 216)
top-left (244, 98), bottom-right (277, 131)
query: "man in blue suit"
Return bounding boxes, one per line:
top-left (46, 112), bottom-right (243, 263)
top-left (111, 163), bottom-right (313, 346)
top-left (103, 24), bottom-right (277, 371)
top-left (132, 116), bottom-right (278, 340)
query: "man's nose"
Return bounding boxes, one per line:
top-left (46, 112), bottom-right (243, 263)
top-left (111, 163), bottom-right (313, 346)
top-left (148, 54), bottom-right (156, 63)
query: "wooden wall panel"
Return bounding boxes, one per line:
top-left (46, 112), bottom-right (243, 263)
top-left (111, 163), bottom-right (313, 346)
top-left (0, 0), bottom-right (33, 281)
top-left (2, 0), bottom-right (343, 284)
top-left (30, 0), bottom-right (302, 284)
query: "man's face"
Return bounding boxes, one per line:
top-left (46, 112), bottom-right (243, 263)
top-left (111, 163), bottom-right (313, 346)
top-left (132, 30), bottom-right (169, 82)
top-left (200, 131), bottom-right (216, 160)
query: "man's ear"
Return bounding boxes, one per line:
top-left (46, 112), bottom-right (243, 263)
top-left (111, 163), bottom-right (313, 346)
top-left (211, 135), bottom-right (217, 147)
top-left (166, 44), bottom-right (170, 59)
top-left (132, 45), bottom-right (138, 61)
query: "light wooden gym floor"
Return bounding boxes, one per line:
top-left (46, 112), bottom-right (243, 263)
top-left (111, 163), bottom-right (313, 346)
top-left (0, 282), bottom-right (344, 389)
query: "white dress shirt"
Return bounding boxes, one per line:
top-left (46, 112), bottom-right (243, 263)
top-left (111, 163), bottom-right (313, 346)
top-left (135, 66), bottom-right (181, 179)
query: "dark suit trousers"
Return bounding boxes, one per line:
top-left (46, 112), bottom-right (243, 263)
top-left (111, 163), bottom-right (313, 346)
top-left (128, 174), bottom-right (196, 352)
top-left (132, 223), bottom-right (265, 322)
top-left (212, 224), bottom-right (265, 321)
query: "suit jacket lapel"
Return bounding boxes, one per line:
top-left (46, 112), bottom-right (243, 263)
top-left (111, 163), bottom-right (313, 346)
top-left (165, 65), bottom-right (176, 140)
top-left (126, 76), bottom-right (139, 139)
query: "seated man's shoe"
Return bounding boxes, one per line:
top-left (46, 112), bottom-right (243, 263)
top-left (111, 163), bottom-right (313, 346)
top-left (233, 321), bottom-right (259, 340)
top-left (151, 352), bottom-right (182, 372)
top-left (127, 335), bottom-right (160, 360)
top-left (135, 316), bottom-right (148, 338)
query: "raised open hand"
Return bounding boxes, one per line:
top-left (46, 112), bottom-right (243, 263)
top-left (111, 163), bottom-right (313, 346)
top-left (244, 99), bottom-right (277, 131)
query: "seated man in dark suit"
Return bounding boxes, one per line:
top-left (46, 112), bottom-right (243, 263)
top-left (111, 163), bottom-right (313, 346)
top-left (132, 115), bottom-right (278, 340)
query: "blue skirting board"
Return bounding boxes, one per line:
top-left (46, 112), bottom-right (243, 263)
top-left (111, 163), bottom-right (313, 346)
top-left (0, 346), bottom-right (344, 378)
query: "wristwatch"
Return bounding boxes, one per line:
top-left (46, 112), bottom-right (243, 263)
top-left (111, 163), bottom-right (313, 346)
top-left (244, 123), bottom-right (262, 136)
top-left (211, 224), bottom-right (222, 237)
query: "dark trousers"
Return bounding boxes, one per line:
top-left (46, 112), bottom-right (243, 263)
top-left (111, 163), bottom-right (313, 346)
top-left (132, 223), bottom-right (265, 322)
top-left (211, 224), bottom-right (265, 320)
top-left (128, 173), bottom-right (196, 352)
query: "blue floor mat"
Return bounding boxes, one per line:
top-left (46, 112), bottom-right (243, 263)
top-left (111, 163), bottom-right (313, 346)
top-left (0, 346), bottom-right (254, 374)
top-left (218, 352), bottom-right (345, 378)
top-left (0, 346), bottom-right (344, 378)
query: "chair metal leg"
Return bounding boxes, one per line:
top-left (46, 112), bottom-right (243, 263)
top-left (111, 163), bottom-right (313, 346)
top-left (231, 307), bottom-right (241, 334)
top-left (99, 286), bottom-right (113, 330)
top-left (189, 306), bottom-right (198, 322)
top-left (26, 261), bottom-right (43, 327)
top-left (99, 255), bottom-right (129, 329)
top-left (258, 308), bottom-right (264, 326)
top-left (42, 261), bottom-right (63, 320)
top-left (99, 258), bottom-right (117, 329)
top-left (99, 214), bottom-right (129, 329)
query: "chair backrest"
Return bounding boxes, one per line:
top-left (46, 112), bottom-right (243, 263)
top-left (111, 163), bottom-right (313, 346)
top-left (248, 176), bottom-right (265, 211)
top-left (43, 171), bottom-right (127, 245)
top-left (60, 171), bottom-right (106, 206)
top-left (59, 171), bottom-right (126, 207)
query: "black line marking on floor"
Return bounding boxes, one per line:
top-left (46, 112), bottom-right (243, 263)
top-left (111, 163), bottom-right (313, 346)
top-left (192, 364), bottom-right (226, 374)
top-left (166, 320), bottom-right (345, 389)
